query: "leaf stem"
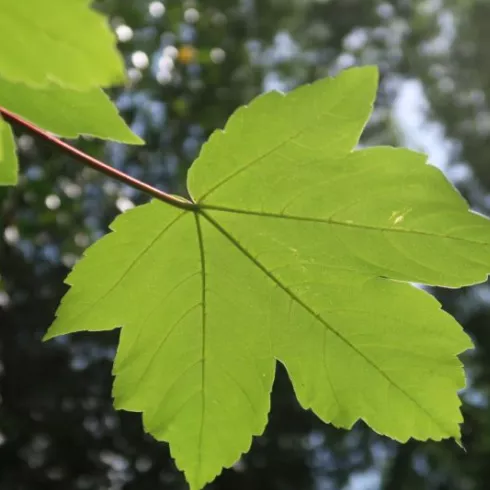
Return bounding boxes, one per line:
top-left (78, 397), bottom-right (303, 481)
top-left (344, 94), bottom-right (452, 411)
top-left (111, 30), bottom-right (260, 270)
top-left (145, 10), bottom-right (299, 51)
top-left (0, 106), bottom-right (196, 211)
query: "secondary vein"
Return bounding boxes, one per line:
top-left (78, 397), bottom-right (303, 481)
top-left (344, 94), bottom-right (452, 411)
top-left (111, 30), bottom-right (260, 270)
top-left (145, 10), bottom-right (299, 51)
top-left (200, 204), bottom-right (490, 246)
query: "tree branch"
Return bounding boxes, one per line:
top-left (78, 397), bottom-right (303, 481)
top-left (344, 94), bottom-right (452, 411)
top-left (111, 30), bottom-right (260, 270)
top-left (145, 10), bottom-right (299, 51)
top-left (381, 441), bottom-right (417, 490)
top-left (0, 107), bottom-right (196, 211)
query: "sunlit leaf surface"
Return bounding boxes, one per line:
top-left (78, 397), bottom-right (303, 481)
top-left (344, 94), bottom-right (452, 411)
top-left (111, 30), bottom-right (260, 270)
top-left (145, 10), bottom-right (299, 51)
top-left (46, 67), bottom-right (486, 489)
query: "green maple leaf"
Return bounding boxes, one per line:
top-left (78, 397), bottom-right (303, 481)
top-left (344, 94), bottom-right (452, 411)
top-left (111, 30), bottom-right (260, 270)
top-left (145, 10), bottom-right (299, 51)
top-left (0, 115), bottom-right (17, 185)
top-left (0, 0), bottom-right (125, 90)
top-left (45, 66), bottom-right (489, 489)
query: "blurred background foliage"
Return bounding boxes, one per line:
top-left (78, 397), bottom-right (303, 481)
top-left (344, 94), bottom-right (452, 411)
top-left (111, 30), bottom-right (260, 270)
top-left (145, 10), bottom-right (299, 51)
top-left (1, 0), bottom-right (490, 488)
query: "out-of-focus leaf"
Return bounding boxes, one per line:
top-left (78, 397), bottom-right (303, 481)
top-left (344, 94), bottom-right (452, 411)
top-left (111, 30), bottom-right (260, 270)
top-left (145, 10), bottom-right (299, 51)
top-left (0, 76), bottom-right (143, 145)
top-left (0, 0), bottom-right (125, 89)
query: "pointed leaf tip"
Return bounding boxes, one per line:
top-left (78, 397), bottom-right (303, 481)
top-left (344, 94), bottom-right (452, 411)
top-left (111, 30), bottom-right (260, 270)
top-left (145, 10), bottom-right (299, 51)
top-left (188, 65), bottom-right (380, 203)
top-left (0, 76), bottom-right (144, 145)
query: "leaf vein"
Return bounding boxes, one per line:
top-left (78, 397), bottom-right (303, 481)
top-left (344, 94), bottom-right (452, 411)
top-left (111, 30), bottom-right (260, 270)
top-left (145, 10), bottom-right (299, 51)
top-left (61, 210), bottom-right (186, 325)
top-left (201, 205), bottom-right (490, 246)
